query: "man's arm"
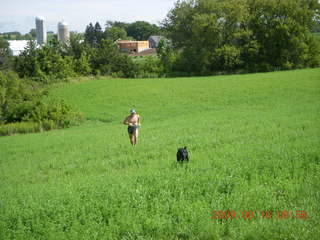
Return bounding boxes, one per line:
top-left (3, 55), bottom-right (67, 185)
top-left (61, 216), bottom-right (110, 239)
top-left (138, 115), bottom-right (141, 126)
top-left (123, 116), bottom-right (130, 125)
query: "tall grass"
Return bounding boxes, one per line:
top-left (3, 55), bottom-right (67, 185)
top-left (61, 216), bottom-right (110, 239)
top-left (0, 122), bottom-right (42, 136)
top-left (0, 68), bottom-right (319, 239)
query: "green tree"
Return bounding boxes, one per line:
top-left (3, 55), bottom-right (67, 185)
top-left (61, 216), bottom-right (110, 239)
top-left (65, 32), bottom-right (86, 58)
top-left (0, 38), bottom-right (12, 70)
top-left (91, 39), bottom-right (136, 77)
top-left (106, 21), bottom-right (130, 30)
top-left (85, 22), bottom-right (104, 46)
top-left (163, 0), bottom-right (320, 75)
top-left (247, 0), bottom-right (320, 70)
top-left (0, 31), bottom-right (35, 40)
top-left (126, 21), bottom-right (160, 40)
top-left (84, 23), bottom-right (96, 46)
top-left (29, 29), bottom-right (36, 38)
top-left (63, 33), bottom-right (93, 75)
top-left (163, 0), bottom-right (249, 74)
top-left (94, 22), bottom-right (103, 44)
top-left (105, 26), bottom-right (128, 41)
top-left (157, 39), bottom-right (176, 75)
top-left (14, 40), bottom-right (76, 83)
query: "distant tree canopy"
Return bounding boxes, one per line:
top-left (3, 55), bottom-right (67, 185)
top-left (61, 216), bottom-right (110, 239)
top-left (106, 21), bottom-right (130, 30)
top-left (104, 26), bottom-right (128, 41)
top-left (162, 0), bottom-right (320, 75)
top-left (0, 29), bottom-right (36, 40)
top-left (84, 20), bottom-right (161, 43)
top-left (84, 22), bottom-right (104, 46)
top-left (14, 40), bottom-right (77, 83)
top-left (126, 21), bottom-right (161, 40)
top-left (13, 32), bottom-right (136, 82)
top-left (90, 39), bottom-right (136, 77)
top-left (29, 29), bottom-right (36, 38)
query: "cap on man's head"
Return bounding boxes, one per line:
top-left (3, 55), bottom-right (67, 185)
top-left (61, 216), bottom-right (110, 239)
top-left (130, 109), bottom-right (136, 114)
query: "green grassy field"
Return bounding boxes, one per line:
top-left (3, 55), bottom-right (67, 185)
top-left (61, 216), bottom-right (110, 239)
top-left (0, 69), bottom-right (320, 239)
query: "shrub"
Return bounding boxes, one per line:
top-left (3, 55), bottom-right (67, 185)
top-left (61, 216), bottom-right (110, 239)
top-left (157, 39), bottom-right (176, 76)
top-left (133, 56), bottom-right (163, 78)
top-left (0, 71), bottom-right (82, 136)
top-left (23, 100), bottom-right (82, 129)
top-left (75, 52), bottom-right (92, 75)
top-left (0, 71), bottom-right (32, 123)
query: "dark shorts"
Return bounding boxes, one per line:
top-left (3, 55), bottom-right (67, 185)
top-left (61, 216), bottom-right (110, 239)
top-left (128, 125), bottom-right (138, 134)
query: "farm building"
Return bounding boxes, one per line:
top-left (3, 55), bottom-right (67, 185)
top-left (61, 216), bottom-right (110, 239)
top-left (117, 40), bottom-right (150, 53)
top-left (8, 40), bottom-right (29, 56)
top-left (148, 36), bottom-right (165, 48)
top-left (35, 16), bottom-right (47, 45)
top-left (58, 21), bottom-right (70, 44)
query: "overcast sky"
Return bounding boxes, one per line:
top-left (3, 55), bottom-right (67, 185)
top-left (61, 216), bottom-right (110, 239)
top-left (0, 0), bottom-right (177, 34)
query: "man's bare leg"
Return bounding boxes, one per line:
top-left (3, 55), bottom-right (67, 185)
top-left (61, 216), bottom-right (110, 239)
top-left (129, 134), bottom-right (134, 146)
top-left (133, 130), bottom-right (139, 146)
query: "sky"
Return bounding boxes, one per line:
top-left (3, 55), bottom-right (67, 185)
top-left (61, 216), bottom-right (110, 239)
top-left (0, 0), bottom-right (177, 34)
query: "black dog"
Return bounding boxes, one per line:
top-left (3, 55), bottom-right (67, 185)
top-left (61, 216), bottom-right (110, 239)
top-left (177, 146), bottom-right (189, 162)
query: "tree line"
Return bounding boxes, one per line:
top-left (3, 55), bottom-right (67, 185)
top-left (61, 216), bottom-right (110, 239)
top-left (1, 0), bottom-right (320, 78)
top-left (84, 21), bottom-right (161, 45)
top-left (0, 30), bottom-right (36, 41)
top-left (0, 20), bottom-right (163, 79)
top-left (160, 0), bottom-right (320, 76)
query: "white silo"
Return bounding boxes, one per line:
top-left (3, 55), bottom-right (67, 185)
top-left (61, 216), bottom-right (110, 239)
top-left (35, 16), bottom-right (47, 45)
top-left (58, 21), bottom-right (70, 44)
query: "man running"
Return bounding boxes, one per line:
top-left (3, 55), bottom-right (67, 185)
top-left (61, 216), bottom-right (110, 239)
top-left (123, 109), bottom-right (141, 146)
